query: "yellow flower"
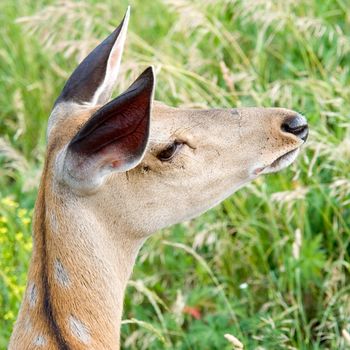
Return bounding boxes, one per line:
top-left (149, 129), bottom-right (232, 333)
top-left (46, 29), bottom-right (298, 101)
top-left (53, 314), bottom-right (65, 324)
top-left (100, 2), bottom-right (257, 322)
top-left (0, 227), bottom-right (8, 234)
top-left (4, 311), bottom-right (15, 320)
top-left (22, 218), bottom-right (31, 225)
top-left (15, 232), bottom-right (24, 241)
top-left (24, 241), bottom-right (33, 251)
top-left (0, 216), bottom-right (7, 223)
top-left (18, 208), bottom-right (28, 218)
top-left (1, 197), bottom-right (19, 209)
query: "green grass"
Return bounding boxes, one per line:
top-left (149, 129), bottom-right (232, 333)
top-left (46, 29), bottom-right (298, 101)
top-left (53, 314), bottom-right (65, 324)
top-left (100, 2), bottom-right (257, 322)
top-left (1, 0), bottom-right (350, 349)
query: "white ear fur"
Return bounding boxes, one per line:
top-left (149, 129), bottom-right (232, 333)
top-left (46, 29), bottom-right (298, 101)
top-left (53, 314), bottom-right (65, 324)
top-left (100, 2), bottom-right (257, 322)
top-left (91, 6), bottom-right (130, 105)
top-left (55, 145), bottom-right (126, 194)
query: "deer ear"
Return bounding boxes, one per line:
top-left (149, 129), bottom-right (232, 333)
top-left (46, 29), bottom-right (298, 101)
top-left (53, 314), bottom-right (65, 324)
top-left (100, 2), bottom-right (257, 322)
top-left (48, 8), bottom-right (130, 137)
top-left (58, 67), bottom-right (155, 192)
top-left (55, 7), bottom-right (130, 107)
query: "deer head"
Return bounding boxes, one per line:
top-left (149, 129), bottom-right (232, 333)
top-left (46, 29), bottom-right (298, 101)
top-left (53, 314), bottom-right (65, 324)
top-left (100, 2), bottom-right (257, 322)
top-left (10, 7), bottom-right (308, 349)
top-left (46, 8), bottom-right (307, 236)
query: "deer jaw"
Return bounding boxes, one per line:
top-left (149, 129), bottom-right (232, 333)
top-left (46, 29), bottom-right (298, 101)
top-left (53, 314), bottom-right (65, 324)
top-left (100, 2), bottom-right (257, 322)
top-left (9, 7), bottom-right (308, 350)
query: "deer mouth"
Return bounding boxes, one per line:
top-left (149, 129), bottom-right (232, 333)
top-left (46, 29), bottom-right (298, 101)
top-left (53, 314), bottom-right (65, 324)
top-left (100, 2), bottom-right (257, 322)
top-left (253, 148), bottom-right (300, 175)
top-left (270, 148), bottom-right (299, 168)
top-left (266, 148), bottom-right (300, 173)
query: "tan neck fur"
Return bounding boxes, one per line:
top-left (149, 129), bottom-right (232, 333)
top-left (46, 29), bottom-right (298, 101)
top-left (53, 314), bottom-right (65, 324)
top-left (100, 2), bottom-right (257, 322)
top-left (10, 169), bottom-right (144, 349)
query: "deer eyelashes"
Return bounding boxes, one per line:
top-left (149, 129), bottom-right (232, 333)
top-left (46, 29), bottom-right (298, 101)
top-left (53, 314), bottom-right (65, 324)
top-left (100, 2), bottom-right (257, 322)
top-left (157, 141), bottom-right (185, 162)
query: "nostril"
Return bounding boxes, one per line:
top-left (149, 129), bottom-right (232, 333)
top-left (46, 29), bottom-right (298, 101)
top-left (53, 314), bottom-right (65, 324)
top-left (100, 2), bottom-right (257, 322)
top-left (282, 123), bottom-right (308, 135)
top-left (281, 123), bottom-right (309, 142)
top-left (281, 115), bottom-right (309, 142)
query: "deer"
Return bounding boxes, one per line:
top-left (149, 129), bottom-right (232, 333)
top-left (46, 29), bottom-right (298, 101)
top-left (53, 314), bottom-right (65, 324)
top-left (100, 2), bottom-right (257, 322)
top-left (9, 7), bottom-right (308, 350)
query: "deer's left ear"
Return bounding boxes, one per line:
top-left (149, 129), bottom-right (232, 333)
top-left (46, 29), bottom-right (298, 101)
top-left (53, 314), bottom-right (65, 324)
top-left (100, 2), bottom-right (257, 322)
top-left (57, 67), bottom-right (155, 193)
top-left (48, 8), bottom-right (131, 137)
top-left (55, 7), bottom-right (130, 107)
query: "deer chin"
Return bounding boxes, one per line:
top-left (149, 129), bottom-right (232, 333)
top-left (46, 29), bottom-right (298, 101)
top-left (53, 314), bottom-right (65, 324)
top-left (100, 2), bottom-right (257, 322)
top-left (253, 148), bottom-right (300, 176)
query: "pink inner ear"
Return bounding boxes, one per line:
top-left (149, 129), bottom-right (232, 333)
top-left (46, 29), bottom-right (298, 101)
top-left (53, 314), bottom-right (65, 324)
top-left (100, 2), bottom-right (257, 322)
top-left (111, 160), bottom-right (121, 168)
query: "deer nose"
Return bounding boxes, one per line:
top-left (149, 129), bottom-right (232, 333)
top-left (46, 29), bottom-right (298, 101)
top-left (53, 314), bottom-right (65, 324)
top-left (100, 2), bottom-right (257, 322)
top-left (281, 114), bottom-right (308, 142)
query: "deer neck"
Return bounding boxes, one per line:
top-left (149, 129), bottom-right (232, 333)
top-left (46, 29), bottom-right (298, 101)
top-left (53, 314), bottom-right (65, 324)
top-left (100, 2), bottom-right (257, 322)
top-left (10, 179), bottom-right (144, 350)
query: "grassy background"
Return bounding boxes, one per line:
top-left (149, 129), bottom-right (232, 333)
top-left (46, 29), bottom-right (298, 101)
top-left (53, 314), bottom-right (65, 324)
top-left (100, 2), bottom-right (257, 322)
top-left (1, 0), bottom-right (350, 349)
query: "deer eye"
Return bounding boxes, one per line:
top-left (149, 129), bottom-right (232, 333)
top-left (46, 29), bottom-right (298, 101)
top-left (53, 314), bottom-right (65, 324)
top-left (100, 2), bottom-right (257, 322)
top-left (157, 141), bottom-right (184, 161)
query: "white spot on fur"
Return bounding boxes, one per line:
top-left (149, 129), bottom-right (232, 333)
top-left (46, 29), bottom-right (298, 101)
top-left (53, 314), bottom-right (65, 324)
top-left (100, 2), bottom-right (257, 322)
top-left (24, 315), bottom-right (32, 331)
top-left (69, 316), bottom-right (91, 344)
top-left (27, 282), bottom-right (37, 308)
top-left (48, 210), bottom-right (58, 233)
top-left (54, 259), bottom-right (70, 287)
top-left (33, 335), bottom-right (46, 346)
